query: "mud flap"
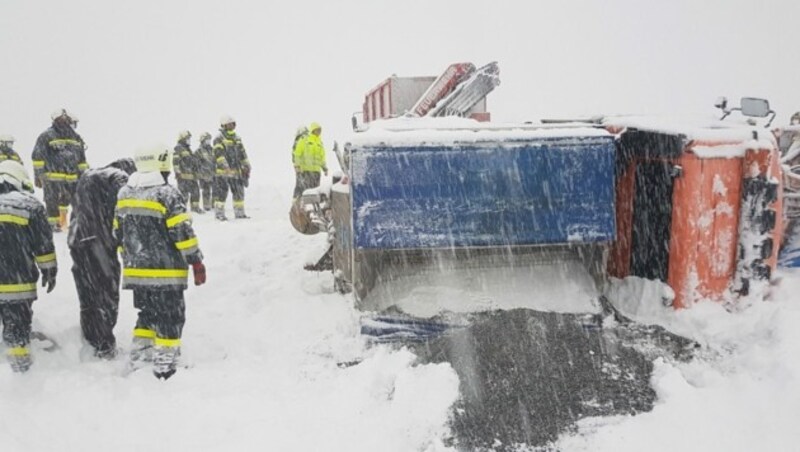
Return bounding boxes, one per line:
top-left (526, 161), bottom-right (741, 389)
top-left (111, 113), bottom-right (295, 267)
top-left (304, 245), bottom-right (333, 272)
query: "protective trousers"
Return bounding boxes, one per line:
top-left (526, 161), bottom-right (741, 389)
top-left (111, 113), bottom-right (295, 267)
top-left (133, 289), bottom-right (186, 342)
top-left (70, 241), bottom-right (120, 355)
top-left (293, 171), bottom-right (321, 199)
top-left (44, 180), bottom-right (76, 228)
top-left (199, 179), bottom-right (213, 210)
top-left (214, 177), bottom-right (246, 218)
top-left (177, 179), bottom-right (201, 212)
top-left (0, 300), bottom-right (33, 347)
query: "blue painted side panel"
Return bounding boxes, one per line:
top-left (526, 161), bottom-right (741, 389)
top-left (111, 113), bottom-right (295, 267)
top-left (350, 136), bottom-right (617, 250)
top-left (779, 234), bottom-right (800, 268)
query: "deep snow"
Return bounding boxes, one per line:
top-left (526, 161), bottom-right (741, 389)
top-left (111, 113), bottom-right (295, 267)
top-left (0, 178), bottom-right (799, 452)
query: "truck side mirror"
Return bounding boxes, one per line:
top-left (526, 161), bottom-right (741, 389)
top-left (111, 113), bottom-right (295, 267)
top-left (740, 97), bottom-right (771, 118)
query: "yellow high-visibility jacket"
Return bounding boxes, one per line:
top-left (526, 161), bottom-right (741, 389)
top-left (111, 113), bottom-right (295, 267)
top-left (292, 134), bottom-right (326, 172)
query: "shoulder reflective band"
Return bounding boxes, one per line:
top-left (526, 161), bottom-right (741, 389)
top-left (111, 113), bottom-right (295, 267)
top-left (78, 163), bottom-right (89, 170)
top-left (45, 172), bottom-right (79, 181)
top-left (0, 214), bottom-right (29, 226)
top-left (166, 213), bottom-right (191, 228)
top-left (49, 138), bottom-right (82, 146)
top-left (117, 199), bottom-right (168, 215)
top-left (33, 160), bottom-right (45, 168)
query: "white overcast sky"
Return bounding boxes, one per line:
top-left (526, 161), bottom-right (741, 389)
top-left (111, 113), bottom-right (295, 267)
top-left (1, 0), bottom-right (798, 183)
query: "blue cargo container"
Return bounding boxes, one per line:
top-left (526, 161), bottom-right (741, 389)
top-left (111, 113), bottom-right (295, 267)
top-left (331, 122), bottom-right (618, 306)
top-left (350, 136), bottom-right (616, 250)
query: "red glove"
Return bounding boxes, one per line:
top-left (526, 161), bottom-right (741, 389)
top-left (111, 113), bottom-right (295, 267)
top-left (192, 262), bottom-right (206, 286)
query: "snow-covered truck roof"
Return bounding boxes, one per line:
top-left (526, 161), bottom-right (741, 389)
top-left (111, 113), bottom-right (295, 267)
top-left (346, 117), bottom-right (611, 148)
top-left (603, 114), bottom-right (777, 158)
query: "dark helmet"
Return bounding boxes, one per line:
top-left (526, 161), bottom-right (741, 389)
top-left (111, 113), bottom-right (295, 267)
top-left (107, 158), bottom-right (137, 175)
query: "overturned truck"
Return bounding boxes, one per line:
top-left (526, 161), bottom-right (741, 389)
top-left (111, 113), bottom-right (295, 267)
top-left (327, 116), bottom-right (783, 313)
top-left (296, 65), bottom-right (786, 448)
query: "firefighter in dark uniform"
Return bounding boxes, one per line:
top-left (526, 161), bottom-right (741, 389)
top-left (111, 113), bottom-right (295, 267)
top-left (213, 115), bottom-right (251, 220)
top-left (68, 158), bottom-right (136, 360)
top-left (173, 131), bottom-right (202, 214)
top-left (0, 135), bottom-right (23, 164)
top-left (196, 132), bottom-right (215, 211)
top-left (31, 109), bottom-right (88, 232)
top-left (0, 160), bottom-right (57, 373)
top-left (115, 144), bottom-right (206, 379)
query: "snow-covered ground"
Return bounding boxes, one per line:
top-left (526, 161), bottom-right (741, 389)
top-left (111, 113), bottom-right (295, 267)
top-left (1, 179), bottom-right (799, 452)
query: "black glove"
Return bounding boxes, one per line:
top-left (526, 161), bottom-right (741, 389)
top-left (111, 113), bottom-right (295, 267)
top-left (41, 268), bottom-right (57, 293)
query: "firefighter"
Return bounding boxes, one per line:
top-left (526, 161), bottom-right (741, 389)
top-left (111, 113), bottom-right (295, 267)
top-left (213, 115), bottom-right (251, 220)
top-left (173, 131), bottom-right (202, 214)
top-left (195, 132), bottom-right (215, 211)
top-left (786, 112), bottom-right (800, 166)
top-left (0, 160), bottom-right (57, 373)
top-left (0, 135), bottom-right (22, 164)
top-left (115, 144), bottom-right (206, 379)
top-left (31, 109), bottom-right (88, 232)
top-left (291, 125), bottom-right (311, 199)
top-left (68, 158), bottom-right (136, 360)
top-left (292, 122), bottom-right (328, 198)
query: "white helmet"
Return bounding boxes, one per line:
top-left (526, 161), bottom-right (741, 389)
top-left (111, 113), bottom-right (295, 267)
top-left (220, 115), bottom-right (236, 127)
top-left (134, 143), bottom-right (172, 173)
top-left (199, 132), bottom-right (211, 142)
top-left (51, 108), bottom-right (77, 123)
top-left (0, 160), bottom-right (33, 192)
top-left (0, 134), bottom-right (13, 145)
top-left (178, 130), bottom-right (192, 141)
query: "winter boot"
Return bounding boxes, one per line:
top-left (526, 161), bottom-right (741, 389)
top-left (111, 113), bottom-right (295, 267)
top-left (234, 202), bottom-right (249, 219)
top-left (7, 346), bottom-right (32, 373)
top-left (95, 345), bottom-right (118, 361)
top-left (129, 330), bottom-right (155, 363)
top-left (153, 342), bottom-right (181, 380)
top-left (58, 207), bottom-right (69, 229)
top-left (214, 203), bottom-right (228, 221)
